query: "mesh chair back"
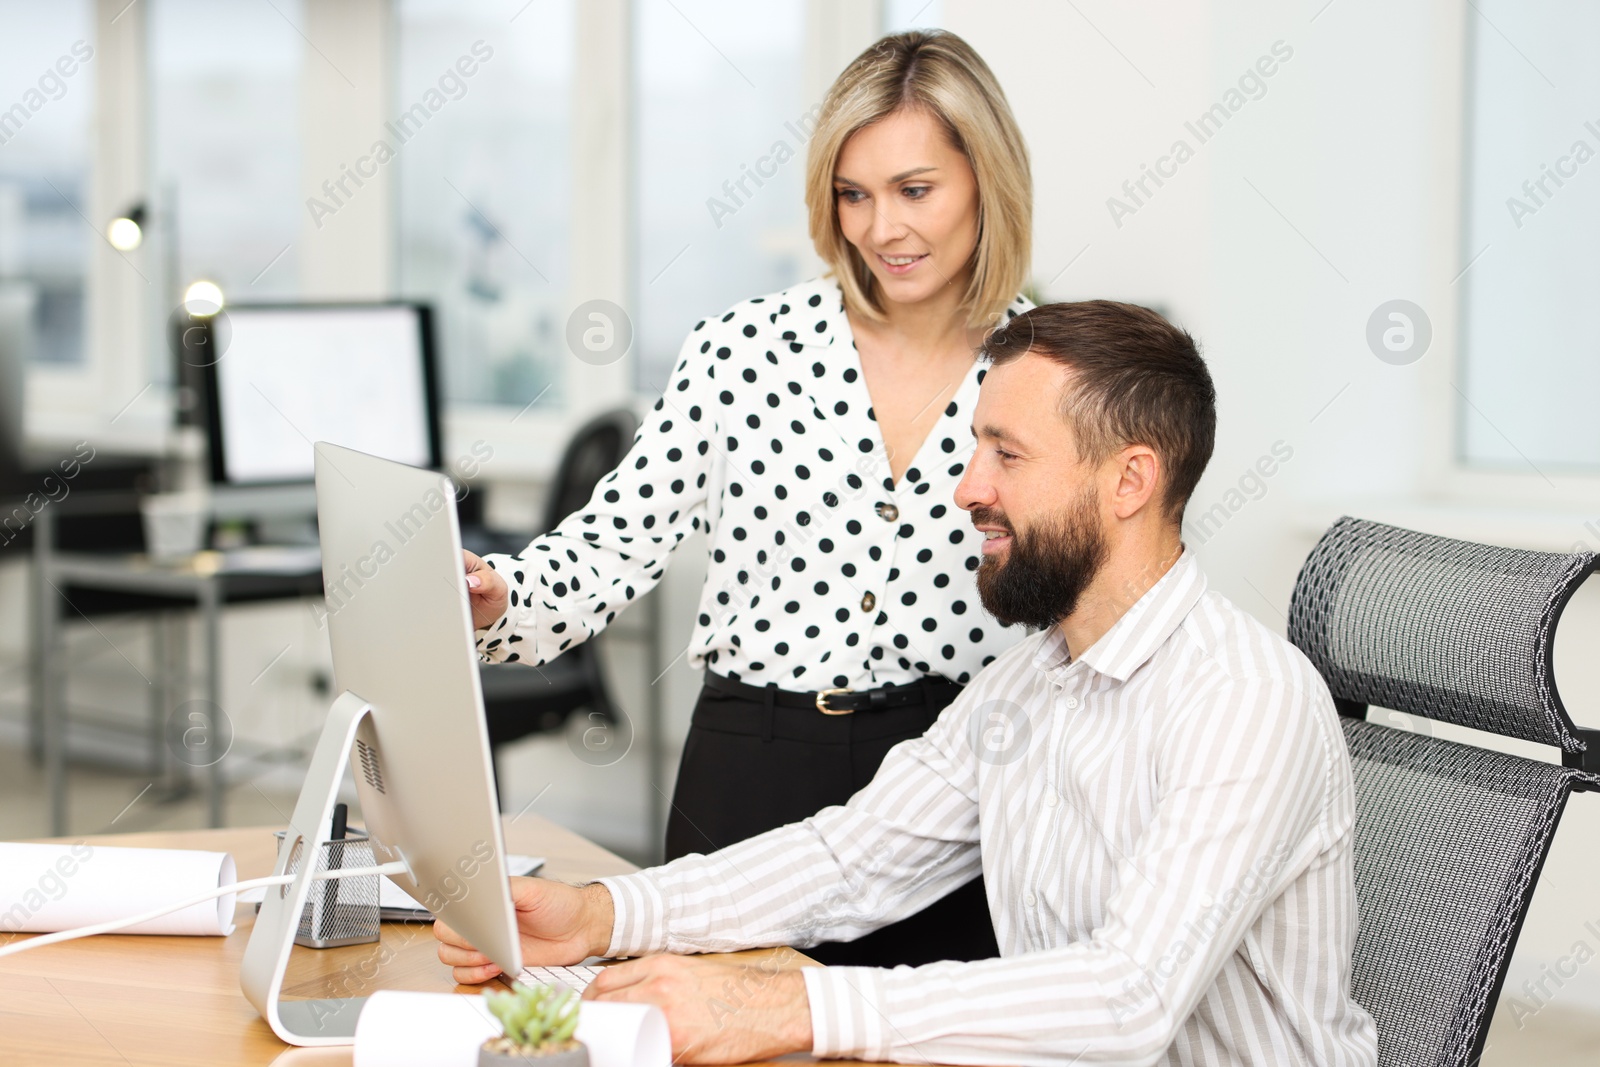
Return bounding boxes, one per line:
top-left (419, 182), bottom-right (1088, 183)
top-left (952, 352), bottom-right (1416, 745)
top-left (1288, 517), bottom-right (1599, 1067)
top-left (541, 409), bottom-right (640, 531)
top-left (1288, 516), bottom-right (1593, 751)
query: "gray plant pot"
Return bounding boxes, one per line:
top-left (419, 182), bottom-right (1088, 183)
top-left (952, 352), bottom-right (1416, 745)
top-left (477, 1039), bottom-right (589, 1067)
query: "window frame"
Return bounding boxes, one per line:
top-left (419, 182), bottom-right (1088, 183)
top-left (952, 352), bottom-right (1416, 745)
top-left (1422, 1), bottom-right (1600, 513)
top-left (27, 0), bottom-right (898, 480)
top-left (24, 0), bottom-right (169, 455)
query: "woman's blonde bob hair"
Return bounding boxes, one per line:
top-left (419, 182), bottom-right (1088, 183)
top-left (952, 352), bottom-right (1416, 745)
top-left (805, 30), bottom-right (1032, 329)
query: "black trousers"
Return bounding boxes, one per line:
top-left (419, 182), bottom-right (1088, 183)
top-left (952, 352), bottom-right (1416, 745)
top-left (663, 675), bottom-right (999, 968)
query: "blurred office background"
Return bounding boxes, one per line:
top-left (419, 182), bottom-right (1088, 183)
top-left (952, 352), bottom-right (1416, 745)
top-left (0, 1), bottom-right (1597, 1060)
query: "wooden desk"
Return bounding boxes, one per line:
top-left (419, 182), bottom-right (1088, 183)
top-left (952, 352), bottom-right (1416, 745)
top-left (0, 818), bottom-right (823, 1067)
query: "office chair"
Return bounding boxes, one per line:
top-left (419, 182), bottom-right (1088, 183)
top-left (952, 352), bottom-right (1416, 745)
top-left (1287, 517), bottom-right (1600, 1067)
top-left (480, 408), bottom-right (640, 806)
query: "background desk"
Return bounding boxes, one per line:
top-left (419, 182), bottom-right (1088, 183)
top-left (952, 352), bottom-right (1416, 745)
top-left (32, 542), bottom-right (325, 835)
top-left (0, 816), bottom-right (837, 1067)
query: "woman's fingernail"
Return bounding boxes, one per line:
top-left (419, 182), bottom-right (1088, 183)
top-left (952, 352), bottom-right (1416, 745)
top-left (466, 575), bottom-right (482, 589)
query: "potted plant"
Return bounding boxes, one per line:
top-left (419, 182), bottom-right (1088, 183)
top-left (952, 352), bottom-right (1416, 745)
top-left (479, 982), bottom-right (587, 1067)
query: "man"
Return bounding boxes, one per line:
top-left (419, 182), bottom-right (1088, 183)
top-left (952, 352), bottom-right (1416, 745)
top-left (436, 301), bottom-right (1378, 1066)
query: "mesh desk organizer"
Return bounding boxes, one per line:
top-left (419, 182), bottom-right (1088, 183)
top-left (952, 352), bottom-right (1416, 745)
top-left (1287, 517), bottom-right (1600, 1067)
top-left (272, 830), bottom-right (380, 949)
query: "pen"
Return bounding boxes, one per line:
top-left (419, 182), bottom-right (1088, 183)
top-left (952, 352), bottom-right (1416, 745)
top-left (322, 802), bottom-right (348, 938)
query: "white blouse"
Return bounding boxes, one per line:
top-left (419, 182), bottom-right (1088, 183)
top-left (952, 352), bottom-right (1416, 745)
top-left (475, 275), bottom-right (1034, 691)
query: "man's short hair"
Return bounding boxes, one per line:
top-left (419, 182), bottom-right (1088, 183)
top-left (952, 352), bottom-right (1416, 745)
top-left (982, 300), bottom-right (1216, 523)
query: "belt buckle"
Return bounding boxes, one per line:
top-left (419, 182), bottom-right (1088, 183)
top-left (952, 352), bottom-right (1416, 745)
top-left (815, 687), bottom-right (854, 715)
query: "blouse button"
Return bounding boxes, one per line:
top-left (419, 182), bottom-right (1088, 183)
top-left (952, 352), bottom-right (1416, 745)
top-left (860, 592), bottom-right (876, 612)
top-left (875, 502), bottom-right (899, 522)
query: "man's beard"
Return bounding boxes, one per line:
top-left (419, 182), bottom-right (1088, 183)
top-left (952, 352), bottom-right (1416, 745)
top-left (974, 486), bottom-right (1108, 629)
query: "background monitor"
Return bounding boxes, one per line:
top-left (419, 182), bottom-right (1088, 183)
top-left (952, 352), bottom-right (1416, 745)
top-left (203, 303), bottom-right (442, 487)
top-left (0, 283), bottom-right (34, 498)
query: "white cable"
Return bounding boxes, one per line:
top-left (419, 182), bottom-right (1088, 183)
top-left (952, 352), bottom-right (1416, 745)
top-left (0, 859), bottom-right (409, 960)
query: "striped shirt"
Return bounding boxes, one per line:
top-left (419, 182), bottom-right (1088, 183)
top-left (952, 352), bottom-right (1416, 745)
top-left (599, 551), bottom-right (1378, 1065)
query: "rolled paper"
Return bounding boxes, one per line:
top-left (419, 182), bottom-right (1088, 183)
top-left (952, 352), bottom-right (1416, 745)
top-left (0, 841), bottom-right (239, 937)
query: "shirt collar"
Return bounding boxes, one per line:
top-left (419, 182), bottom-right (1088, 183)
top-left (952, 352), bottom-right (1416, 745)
top-left (764, 277), bottom-right (844, 351)
top-left (1030, 549), bottom-right (1207, 683)
top-left (764, 278), bottom-right (1038, 493)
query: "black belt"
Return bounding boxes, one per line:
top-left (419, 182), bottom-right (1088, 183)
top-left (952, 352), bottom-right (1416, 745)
top-left (703, 671), bottom-right (963, 715)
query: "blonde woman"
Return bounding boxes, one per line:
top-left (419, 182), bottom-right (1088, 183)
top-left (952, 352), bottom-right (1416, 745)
top-left (463, 30), bottom-right (1033, 968)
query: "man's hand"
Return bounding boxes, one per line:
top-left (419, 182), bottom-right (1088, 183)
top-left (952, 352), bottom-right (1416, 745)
top-left (463, 550), bottom-right (509, 631)
top-left (434, 878), bottom-right (614, 984)
top-left (585, 953), bottom-right (813, 1064)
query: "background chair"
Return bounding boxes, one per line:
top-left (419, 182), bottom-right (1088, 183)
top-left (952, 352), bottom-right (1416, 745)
top-left (1287, 516), bottom-right (1600, 1067)
top-left (478, 408), bottom-right (640, 807)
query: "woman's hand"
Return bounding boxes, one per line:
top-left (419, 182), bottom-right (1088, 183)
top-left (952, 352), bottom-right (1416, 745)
top-left (462, 550), bottom-right (509, 631)
top-left (433, 878), bottom-right (615, 984)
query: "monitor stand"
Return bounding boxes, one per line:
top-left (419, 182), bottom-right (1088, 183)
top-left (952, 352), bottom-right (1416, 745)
top-left (240, 690), bottom-right (397, 1046)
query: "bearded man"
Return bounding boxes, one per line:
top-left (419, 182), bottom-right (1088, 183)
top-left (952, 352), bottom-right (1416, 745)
top-left (435, 301), bottom-right (1379, 1067)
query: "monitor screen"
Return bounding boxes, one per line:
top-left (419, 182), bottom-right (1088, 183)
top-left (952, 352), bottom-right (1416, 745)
top-left (205, 304), bottom-right (440, 485)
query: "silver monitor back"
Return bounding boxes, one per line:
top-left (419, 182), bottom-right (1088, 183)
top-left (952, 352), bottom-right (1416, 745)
top-left (313, 441), bottom-right (520, 974)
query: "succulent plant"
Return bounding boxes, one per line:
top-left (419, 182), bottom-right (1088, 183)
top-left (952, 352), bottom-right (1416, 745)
top-left (483, 982), bottom-right (582, 1051)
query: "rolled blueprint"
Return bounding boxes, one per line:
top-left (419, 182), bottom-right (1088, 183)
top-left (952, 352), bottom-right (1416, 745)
top-left (0, 841), bottom-right (239, 937)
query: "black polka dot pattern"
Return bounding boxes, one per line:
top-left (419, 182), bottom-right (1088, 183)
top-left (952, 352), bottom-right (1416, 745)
top-left (475, 277), bottom-right (1034, 689)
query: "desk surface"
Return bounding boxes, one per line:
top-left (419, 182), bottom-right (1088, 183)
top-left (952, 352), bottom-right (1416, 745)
top-left (0, 818), bottom-right (848, 1067)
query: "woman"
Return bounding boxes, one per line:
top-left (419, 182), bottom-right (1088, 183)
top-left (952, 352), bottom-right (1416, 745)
top-left (464, 29), bottom-right (1033, 967)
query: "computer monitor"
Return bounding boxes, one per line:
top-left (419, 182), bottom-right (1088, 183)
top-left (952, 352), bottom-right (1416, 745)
top-left (0, 283), bottom-right (33, 498)
top-left (202, 303), bottom-right (442, 487)
top-left (241, 442), bottom-right (520, 1046)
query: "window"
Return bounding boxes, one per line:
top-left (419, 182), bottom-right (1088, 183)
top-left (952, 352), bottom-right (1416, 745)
top-left (1458, 2), bottom-right (1600, 473)
top-left (395, 0), bottom-right (575, 412)
top-left (150, 0), bottom-right (304, 304)
top-left (632, 0), bottom-right (809, 393)
top-left (0, 0), bottom-right (95, 366)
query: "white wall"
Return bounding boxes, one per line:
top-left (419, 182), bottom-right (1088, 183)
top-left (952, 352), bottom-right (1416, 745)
top-left (947, 0), bottom-right (1448, 593)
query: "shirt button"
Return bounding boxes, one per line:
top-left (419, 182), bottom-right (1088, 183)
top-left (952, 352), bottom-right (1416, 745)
top-left (1045, 793), bottom-right (1059, 808)
top-left (875, 502), bottom-right (899, 522)
top-left (1024, 891), bottom-right (1038, 908)
top-left (1064, 697), bottom-right (1080, 710)
top-left (860, 592), bottom-right (876, 612)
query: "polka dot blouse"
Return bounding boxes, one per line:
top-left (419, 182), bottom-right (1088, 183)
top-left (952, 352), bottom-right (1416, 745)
top-left (475, 276), bottom-right (1034, 691)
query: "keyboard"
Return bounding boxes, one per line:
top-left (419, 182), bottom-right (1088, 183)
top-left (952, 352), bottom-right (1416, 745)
top-left (516, 964), bottom-right (601, 992)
